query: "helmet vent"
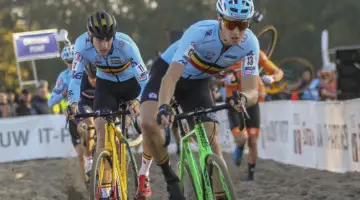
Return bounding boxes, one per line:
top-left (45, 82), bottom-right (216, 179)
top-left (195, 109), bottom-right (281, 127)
top-left (230, 8), bottom-right (238, 13)
top-left (217, 2), bottom-right (223, 11)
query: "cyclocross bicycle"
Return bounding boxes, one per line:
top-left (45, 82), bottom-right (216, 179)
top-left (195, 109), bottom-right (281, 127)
top-left (74, 101), bottom-right (142, 200)
top-left (164, 93), bottom-right (249, 200)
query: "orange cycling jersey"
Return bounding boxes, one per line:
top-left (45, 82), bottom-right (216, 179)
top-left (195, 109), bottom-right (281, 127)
top-left (221, 50), bottom-right (280, 102)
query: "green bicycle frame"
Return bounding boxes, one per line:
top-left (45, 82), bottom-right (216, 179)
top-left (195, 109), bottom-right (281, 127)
top-left (178, 122), bottom-right (215, 200)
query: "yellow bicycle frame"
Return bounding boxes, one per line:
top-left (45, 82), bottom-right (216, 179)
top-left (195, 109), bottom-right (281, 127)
top-left (98, 122), bottom-right (128, 200)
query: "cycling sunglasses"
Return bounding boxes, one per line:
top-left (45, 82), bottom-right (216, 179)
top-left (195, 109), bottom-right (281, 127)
top-left (222, 17), bottom-right (249, 31)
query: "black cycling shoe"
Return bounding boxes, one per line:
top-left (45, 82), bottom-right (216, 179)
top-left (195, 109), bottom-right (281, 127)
top-left (166, 176), bottom-right (185, 200)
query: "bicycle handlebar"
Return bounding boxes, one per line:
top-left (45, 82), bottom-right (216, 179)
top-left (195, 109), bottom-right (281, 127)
top-left (74, 110), bottom-right (130, 119)
top-left (173, 103), bottom-right (230, 121)
top-left (163, 92), bottom-right (250, 147)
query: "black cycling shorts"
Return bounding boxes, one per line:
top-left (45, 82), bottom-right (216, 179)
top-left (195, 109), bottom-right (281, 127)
top-left (227, 102), bottom-right (260, 130)
top-left (94, 77), bottom-right (140, 111)
top-left (140, 57), bottom-right (217, 125)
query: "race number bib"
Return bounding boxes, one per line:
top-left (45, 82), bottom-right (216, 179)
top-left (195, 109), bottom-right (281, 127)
top-left (244, 55), bottom-right (256, 68)
top-left (243, 55), bottom-right (258, 76)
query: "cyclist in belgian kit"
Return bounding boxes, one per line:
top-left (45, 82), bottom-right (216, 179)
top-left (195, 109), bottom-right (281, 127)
top-left (140, 0), bottom-right (260, 199)
top-left (67, 10), bottom-right (151, 200)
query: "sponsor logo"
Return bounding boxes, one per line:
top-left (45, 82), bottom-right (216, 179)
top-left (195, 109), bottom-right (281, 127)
top-left (95, 55), bottom-right (102, 64)
top-left (72, 72), bottom-right (82, 79)
top-left (111, 59), bottom-right (122, 64)
top-left (204, 51), bottom-right (216, 60)
top-left (352, 133), bottom-right (358, 162)
top-left (136, 72), bottom-right (147, 81)
top-left (148, 92), bottom-right (157, 99)
top-left (131, 62), bottom-right (138, 68)
top-left (246, 51), bottom-right (254, 56)
top-left (177, 59), bottom-right (188, 65)
top-left (205, 29), bottom-right (212, 37)
top-left (224, 54), bottom-right (237, 59)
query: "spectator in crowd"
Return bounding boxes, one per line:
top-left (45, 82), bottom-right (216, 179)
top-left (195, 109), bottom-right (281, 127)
top-left (300, 71), bottom-right (321, 100)
top-left (31, 81), bottom-right (52, 114)
top-left (6, 88), bottom-right (19, 116)
top-left (269, 70), bottom-right (313, 101)
top-left (16, 89), bottom-right (36, 116)
top-left (319, 70), bottom-right (337, 100)
top-left (0, 91), bottom-right (16, 118)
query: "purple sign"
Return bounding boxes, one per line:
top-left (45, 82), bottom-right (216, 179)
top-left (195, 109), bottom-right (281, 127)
top-left (13, 29), bottom-right (59, 62)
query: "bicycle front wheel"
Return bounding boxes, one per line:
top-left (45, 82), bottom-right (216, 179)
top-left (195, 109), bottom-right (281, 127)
top-left (90, 149), bottom-right (121, 200)
top-left (127, 134), bottom-right (143, 147)
top-left (115, 125), bottom-right (142, 148)
top-left (177, 161), bottom-right (198, 199)
top-left (123, 144), bottom-right (139, 200)
top-left (205, 154), bottom-right (236, 200)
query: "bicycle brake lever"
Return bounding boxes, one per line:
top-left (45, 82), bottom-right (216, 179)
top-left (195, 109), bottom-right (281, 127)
top-left (232, 91), bottom-right (250, 119)
top-left (64, 106), bottom-right (72, 129)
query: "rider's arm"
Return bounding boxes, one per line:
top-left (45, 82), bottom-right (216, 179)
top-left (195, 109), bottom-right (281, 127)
top-left (67, 39), bottom-right (88, 104)
top-left (48, 71), bottom-right (66, 107)
top-left (222, 62), bottom-right (242, 88)
top-left (259, 51), bottom-right (284, 82)
top-left (127, 43), bottom-right (149, 101)
top-left (158, 61), bottom-right (185, 106)
top-left (240, 37), bottom-right (261, 107)
top-left (158, 25), bottom-right (203, 107)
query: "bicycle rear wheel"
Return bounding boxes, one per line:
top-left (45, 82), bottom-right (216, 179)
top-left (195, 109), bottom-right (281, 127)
top-left (205, 154), bottom-right (236, 200)
top-left (177, 161), bottom-right (198, 199)
top-left (257, 25), bottom-right (278, 59)
top-left (90, 149), bottom-right (121, 200)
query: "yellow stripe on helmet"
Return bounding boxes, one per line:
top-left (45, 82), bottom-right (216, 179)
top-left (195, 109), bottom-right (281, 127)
top-left (92, 15), bottom-right (99, 27)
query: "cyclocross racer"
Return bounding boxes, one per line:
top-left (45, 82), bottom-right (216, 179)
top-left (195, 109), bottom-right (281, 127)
top-left (222, 50), bottom-right (284, 181)
top-left (48, 45), bottom-right (90, 181)
top-left (67, 10), bottom-right (151, 200)
top-left (76, 62), bottom-right (97, 179)
top-left (139, 0), bottom-right (259, 199)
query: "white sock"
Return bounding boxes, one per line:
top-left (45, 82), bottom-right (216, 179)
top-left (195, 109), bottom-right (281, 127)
top-left (101, 187), bottom-right (111, 198)
top-left (139, 152), bottom-right (153, 177)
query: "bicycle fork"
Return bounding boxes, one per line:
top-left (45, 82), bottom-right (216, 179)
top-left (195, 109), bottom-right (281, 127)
top-left (179, 131), bottom-right (205, 200)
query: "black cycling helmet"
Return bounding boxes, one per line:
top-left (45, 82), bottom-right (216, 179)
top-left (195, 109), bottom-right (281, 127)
top-left (87, 10), bottom-right (117, 39)
top-left (85, 63), bottom-right (97, 78)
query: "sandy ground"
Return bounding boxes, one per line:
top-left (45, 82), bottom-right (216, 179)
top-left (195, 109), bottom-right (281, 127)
top-left (1, 153), bottom-right (360, 200)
